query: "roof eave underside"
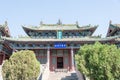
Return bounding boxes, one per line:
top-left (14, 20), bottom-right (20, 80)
top-left (107, 24), bottom-right (120, 37)
top-left (22, 26), bottom-right (97, 31)
top-left (3, 37), bottom-right (114, 43)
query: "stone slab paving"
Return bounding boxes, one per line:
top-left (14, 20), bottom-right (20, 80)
top-left (47, 71), bottom-right (85, 80)
top-left (48, 71), bottom-right (85, 80)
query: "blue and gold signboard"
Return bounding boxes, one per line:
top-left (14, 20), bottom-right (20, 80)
top-left (54, 42), bottom-right (66, 48)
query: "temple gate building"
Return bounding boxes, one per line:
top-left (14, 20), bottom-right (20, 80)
top-left (0, 20), bottom-right (120, 72)
top-left (0, 21), bottom-right (11, 65)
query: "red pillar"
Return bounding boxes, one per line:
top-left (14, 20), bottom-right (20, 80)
top-left (3, 53), bottom-right (5, 60)
top-left (71, 47), bottom-right (75, 71)
top-left (0, 52), bottom-right (4, 65)
top-left (47, 48), bottom-right (50, 70)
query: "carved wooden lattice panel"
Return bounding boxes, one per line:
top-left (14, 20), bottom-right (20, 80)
top-left (52, 57), bottom-right (56, 65)
top-left (57, 50), bottom-right (63, 56)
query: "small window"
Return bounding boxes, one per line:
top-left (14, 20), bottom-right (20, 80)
top-left (16, 43), bottom-right (19, 47)
top-left (28, 44), bottom-right (33, 47)
top-left (21, 44), bottom-right (25, 47)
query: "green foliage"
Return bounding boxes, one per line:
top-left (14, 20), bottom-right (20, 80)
top-left (2, 50), bottom-right (40, 80)
top-left (75, 42), bottom-right (120, 80)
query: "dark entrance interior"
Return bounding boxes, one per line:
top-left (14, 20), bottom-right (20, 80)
top-left (57, 57), bottom-right (63, 68)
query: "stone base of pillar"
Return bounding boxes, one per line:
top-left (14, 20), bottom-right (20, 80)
top-left (70, 65), bottom-right (75, 72)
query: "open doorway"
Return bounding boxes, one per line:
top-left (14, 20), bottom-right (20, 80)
top-left (57, 57), bottom-right (63, 68)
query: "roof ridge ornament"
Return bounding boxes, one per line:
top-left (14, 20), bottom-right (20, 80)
top-left (76, 21), bottom-right (80, 28)
top-left (109, 20), bottom-right (112, 24)
top-left (76, 21), bottom-right (79, 25)
top-left (57, 19), bottom-right (62, 25)
top-left (40, 21), bottom-right (43, 25)
top-left (5, 21), bottom-right (8, 27)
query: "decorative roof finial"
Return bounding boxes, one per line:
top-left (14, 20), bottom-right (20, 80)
top-left (40, 21), bottom-right (43, 25)
top-left (76, 21), bottom-right (79, 25)
top-left (57, 19), bottom-right (62, 25)
top-left (5, 21), bottom-right (8, 26)
top-left (109, 20), bottom-right (112, 24)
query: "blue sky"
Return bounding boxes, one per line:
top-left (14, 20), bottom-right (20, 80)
top-left (0, 0), bottom-right (120, 37)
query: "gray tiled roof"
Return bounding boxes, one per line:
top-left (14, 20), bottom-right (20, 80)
top-left (22, 24), bottom-right (98, 31)
top-left (113, 24), bottom-right (120, 28)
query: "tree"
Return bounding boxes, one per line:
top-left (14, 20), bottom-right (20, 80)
top-left (75, 42), bottom-right (120, 80)
top-left (2, 50), bottom-right (40, 80)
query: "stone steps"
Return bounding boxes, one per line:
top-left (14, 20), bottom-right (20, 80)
top-left (55, 69), bottom-right (68, 73)
top-left (48, 72), bottom-right (71, 80)
top-left (48, 71), bottom-right (79, 80)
